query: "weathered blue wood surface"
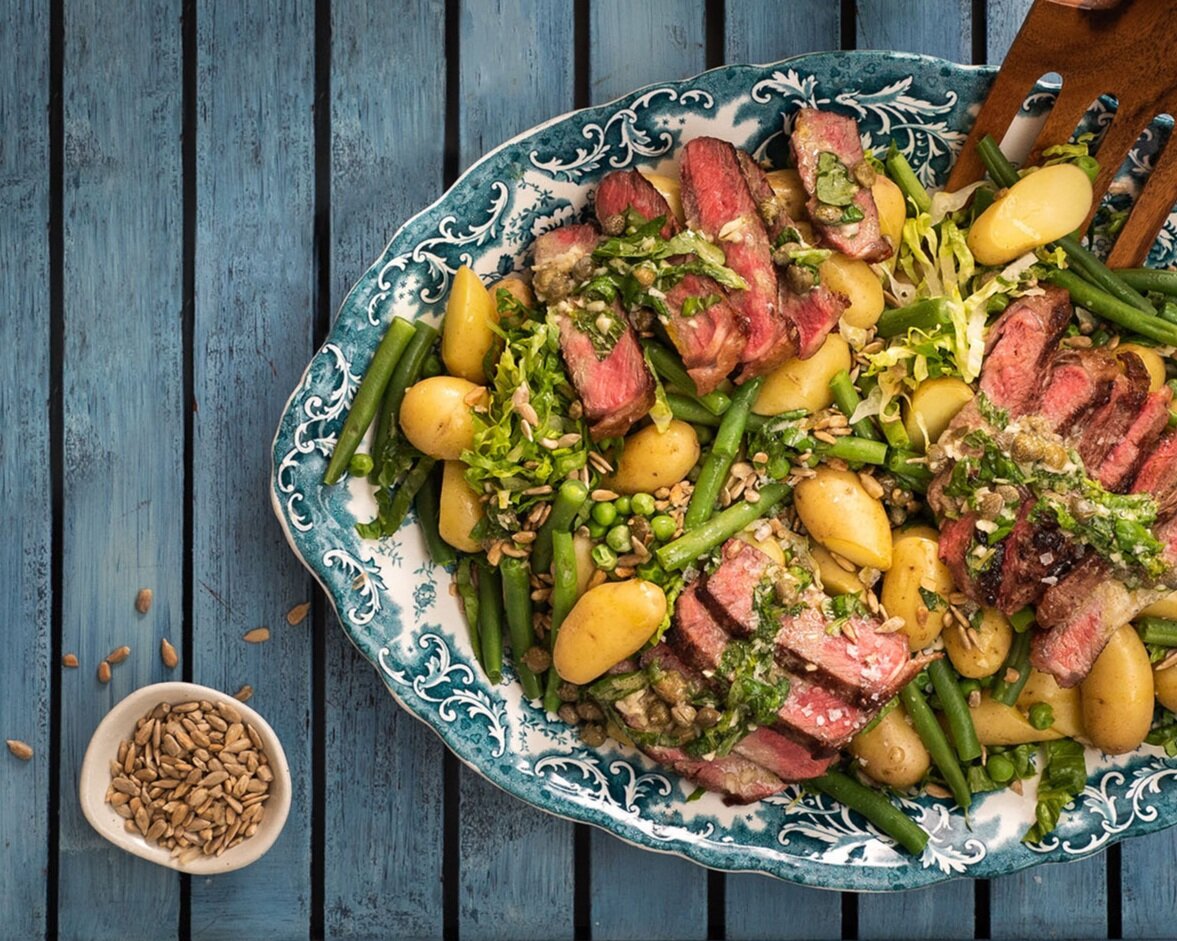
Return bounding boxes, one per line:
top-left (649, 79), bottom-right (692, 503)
top-left (324, 2), bottom-right (447, 938)
top-left (0, 2), bottom-right (50, 939)
top-left (190, 1), bottom-right (316, 936)
top-left (7, 2), bottom-right (1177, 938)
top-left (56, 0), bottom-right (185, 937)
top-left (455, 3), bottom-right (575, 937)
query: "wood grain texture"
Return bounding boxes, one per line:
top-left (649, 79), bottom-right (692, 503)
top-left (856, 0), bottom-right (973, 61)
top-left (323, 3), bottom-right (448, 939)
top-left (725, 872), bottom-right (842, 941)
top-left (859, 882), bottom-right (974, 941)
top-left (456, 3), bottom-right (574, 934)
top-left (986, 0), bottom-right (1034, 63)
top-left (0, 2), bottom-right (50, 938)
top-left (584, 3), bottom-right (710, 937)
top-left (190, 1), bottom-right (315, 936)
top-left (57, 0), bottom-right (185, 936)
top-left (724, 0), bottom-right (842, 62)
top-left (1122, 829), bottom-right (1177, 938)
top-left (990, 855), bottom-right (1107, 940)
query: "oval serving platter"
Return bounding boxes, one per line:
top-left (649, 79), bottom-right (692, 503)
top-left (271, 50), bottom-right (1177, 891)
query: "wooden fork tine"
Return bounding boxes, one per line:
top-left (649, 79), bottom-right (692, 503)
top-left (1107, 141), bottom-right (1177, 267)
top-left (1025, 82), bottom-right (1106, 165)
top-left (1082, 110), bottom-right (1149, 228)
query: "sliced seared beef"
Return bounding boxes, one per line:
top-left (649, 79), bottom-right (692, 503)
top-left (532, 222), bottom-right (599, 272)
top-left (680, 137), bottom-right (792, 379)
top-left (737, 150), bottom-right (847, 359)
top-left (641, 744), bottom-right (786, 804)
top-left (1076, 350), bottom-right (1152, 480)
top-left (1037, 349), bottom-right (1118, 435)
top-left (789, 108), bottom-right (892, 262)
top-left (594, 169), bottom-right (677, 239)
top-left (556, 319), bottom-right (654, 439)
top-left (593, 169), bottom-right (745, 394)
top-left (979, 287), bottom-right (1073, 415)
top-left (937, 515), bottom-right (981, 602)
top-left (992, 502), bottom-right (1079, 614)
top-left (1098, 387), bottom-right (1171, 492)
top-left (731, 727), bottom-right (834, 782)
top-left (698, 539), bottom-right (778, 637)
top-left (672, 585), bottom-right (735, 674)
top-left (1130, 432), bottom-right (1177, 515)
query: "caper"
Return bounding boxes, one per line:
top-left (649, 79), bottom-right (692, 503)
top-left (785, 263), bottom-right (816, 294)
top-left (652, 671), bottom-right (688, 704)
top-left (647, 699), bottom-right (671, 729)
top-left (977, 490), bottom-right (1004, 520)
top-left (572, 254), bottom-right (596, 282)
top-left (602, 213), bottom-right (626, 236)
top-left (853, 160), bottom-right (877, 188)
top-left (558, 704), bottom-right (581, 726)
top-left (580, 723), bottom-right (607, 748)
top-left (533, 267), bottom-right (572, 302)
top-left (813, 203), bottom-right (844, 225)
top-left (671, 702), bottom-right (697, 726)
top-left (576, 701), bottom-right (604, 722)
top-left (521, 645), bottom-right (552, 674)
top-left (1043, 443), bottom-right (1069, 470)
top-left (1011, 433), bottom-right (1045, 463)
top-left (557, 681), bottom-right (581, 703)
top-left (695, 705), bottom-right (721, 728)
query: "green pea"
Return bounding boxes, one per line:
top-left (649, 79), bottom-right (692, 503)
top-left (587, 520), bottom-right (607, 539)
top-left (591, 501), bottom-right (617, 527)
top-left (606, 524), bottom-right (632, 553)
top-left (631, 492), bottom-right (656, 517)
top-left (767, 456), bottom-right (790, 480)
top-left (958, 678), bottom-right (981, 699)
top-left (348, 452), bottom-right (375, 476)
top-left (650, 514), bottom-right (677, 542)
top-left (591, 544), bottom-right (618, 571)
top-left (1028, 702), bottom-right (1054, 731)
top-left (636, 561), bottom-right (667, 584)
top-left (612, 495), bottom-right (631, 516)
top-left (986, 754), bottom-right (1014, 784)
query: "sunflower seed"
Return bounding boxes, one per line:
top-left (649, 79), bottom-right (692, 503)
top-left (62, 653), bottom-right (79, 668)
top-left (106, 645), bottom-right (131, 665)
top-left (160, 638), bottom-right (179, 669)
top-left (135, 588), bottom-right (154, 614)
top-left (97, 661), bottom-right (112, 684)
top-left (6, 739), bottom-right (33, 761)
top-left (242, 627), bottom-right (270, 644)
top-left (233, 685), bottom-right (253, 703)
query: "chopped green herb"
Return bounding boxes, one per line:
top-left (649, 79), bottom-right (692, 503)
top-left (815, 151), bottom-right (859, 207)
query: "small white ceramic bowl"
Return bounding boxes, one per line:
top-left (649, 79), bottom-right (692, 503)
top-left (79, 681), bottom-right (291, 874)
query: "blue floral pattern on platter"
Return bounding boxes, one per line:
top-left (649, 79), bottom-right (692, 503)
top-left (271, 51), bottom-right (1177, 891)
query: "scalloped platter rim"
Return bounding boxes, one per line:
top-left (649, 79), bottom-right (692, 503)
top-left (270, 50), bottom-right (1177, 891)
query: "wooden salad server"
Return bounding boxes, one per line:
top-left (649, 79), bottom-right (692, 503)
top-left (946, 0), bottom-right (1177, 266)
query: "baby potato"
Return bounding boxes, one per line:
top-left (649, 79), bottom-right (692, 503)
top-left (1016, 669), bottom-right (1085, 739)
top-left (639, 171), bottom-right (685, 225)
top-left (943, 607), bottom-right (1012, 679)
top-left (881, 525), bottom-right (955, 650)
top-left (495, 275), bottom-right (533, 309)
top-left (1081, 623), bottom-right (1154, 755)
top-left (399, 376), bottom-right (486, 460)
top-left (735, 532), bottom-right (787, 566)
top-left (1119, 343), bottom-right (1166, 392)
top-left (810, 544), bottom-right (865, 596)
top-left (441, 265), bottom-right (497, 383)
top-left (765, 168), bottom-right (808, 221)
top-left (818, 254), bottom-right (885, 330)
top-left (553, 579), bottom-right (667, 684)
top-left (872, 175), bottom-right (907, 254)
top-left (572, 533), bottom-right (596, 598)
top-left (1138, 591), bottom-right (1177, 620)
top-left (1155, 661), bottom-right (1177, 712)
top-left (967, 163), bottom-right (1094, 265)
top-left (850, 705), bottom-right (930, 789)
top-left (752, 333), bottom-right (851, 416)
top-left (606, 420), bottom-right (700, 494)
top-left (903, 377), bottom-right (975, 450)
top-left (794, 466), bottom-right (892, 570)
top-left (438, 460), bottom-right (484, 552)
top-left (969, 692), bottom-right (1066, 746)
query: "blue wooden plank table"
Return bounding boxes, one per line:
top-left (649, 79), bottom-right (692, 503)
top-left (3, 1), bottom-right (1176, 938)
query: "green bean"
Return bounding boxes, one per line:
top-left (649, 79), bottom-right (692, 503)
top-left (500, 558), bottom-right (542, 700)
top-left (476, 561), bottom-right (504, 685)
top-left (543, 531), bottom-right (580, 713)
top-left (876, 297), bottom-right (955, 338)
top-left (531, 480), bottom-right (590, 573)
top-left (878, 403), bottom-right (911, 451)
top-left (380, 457), bottom-right (437, 535)
top-left (657, 483), bottom-right (789, 570)
top-left (683, 377), bottom-right (764, 529)
top-left (414, 467), bottom-right (457, 567)
top-left (885, 143), bottom-right (932, 215)
top-left (667, 393), bottom-right (721, 426)
top-left (1008, 607), bottom-right (1036, 634)
top-left (456, 557), bottom-right (482, 666)
top-left (829, 370), bottom-right (883, 441)
top-left (323, 317), bottom-right (416, 484)
top-left (1043, 269), bottom-right (1177, 346)
top-left (885, 449), bottom-right (932, 487)
top-left (821, 436), bottom-right (888, 466)
top-left (371, 321), bottom-right (440, 477)
top-left (1136, 616), bottom-right (1177, 647)
top-left (643, 340), bottom-right (699, 395)
top-left (928, 659), bottom-right (982, 763)
top-left (974, 133), bottom-right (1019, 188)
top-left (1117, 268), bottom-right (1177, 298)
top-left (990, 629), bottom-right (1032, 706)
top-left (899, 679), bottom-right (971, 810)
top-left (811, 770), bottom-right (929, 856)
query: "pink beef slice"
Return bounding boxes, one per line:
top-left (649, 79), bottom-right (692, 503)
top-left (1130, 432), bottom-right (1177, 515)
top-left (978, 286), bottom-right (1073, 415)
top-left (1037, 348), bottom-right (1118, 435)
top-left (731, 727), bottom-right (834, 781)
top-left (679, 137), bottom-right (793, 379)
top-left (937, 514), bottom-right (982, 602)
top-left (1099, 386), bottom-right (1172, 492)
top-left (531, 222), bottom-right (599, 272)
top-left (556, 317), bottom-right (655, 440)
top-left (736, 150), bottom-right (847, 359)
top-left (1077, 350), bottom-right (1152, 479)
top-left (593, 170), bottom-right (746, 394)
top-left (642, 744), bottom-right (785, 803)
top-left (774, 606), bottom-right (930, 706)
top-left (594, 169), bottom-right (677, 239)
top-left (993, 501), bottom-right (1080, 614)
top-left (698, 539), bottom-right (779, 637)
top-left (671, 585), bottom-right (735, 674)
top-left (789, 108), bottom-right (892, 263)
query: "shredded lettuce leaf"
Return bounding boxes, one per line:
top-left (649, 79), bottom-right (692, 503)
top-left (1023, 738), bottom-right (1087, 843)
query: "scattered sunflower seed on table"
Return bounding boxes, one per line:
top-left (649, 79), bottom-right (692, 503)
top-left (6, 739), bottom-right (33, 760)
top-left (106, 699), bottom-right (272, 863)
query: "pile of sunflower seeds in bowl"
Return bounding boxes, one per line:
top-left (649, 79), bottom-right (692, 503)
top-left (105, 698), bottom-right (273, 864)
